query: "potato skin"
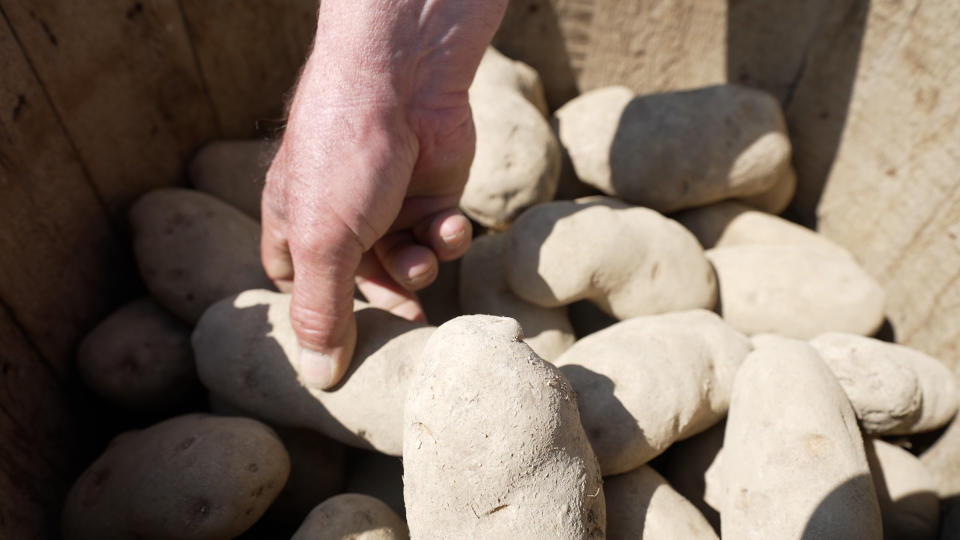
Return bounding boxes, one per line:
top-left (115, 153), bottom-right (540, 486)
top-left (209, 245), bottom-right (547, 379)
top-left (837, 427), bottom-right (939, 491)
top-left (130, 188), bottom-right (273, 324)
top-left (77, 298), bottom-right (201, 413)
top-left (555, 84), bottom-right (792, 213)
top-left (403, 315), bottom-right (605, 539)
top-left (505, 197), bottom-right (717, 319)
top-left (188, 139), bottom-right (275, 220)
top-left (292, 494), bottom-right (409, 540)
top-left (193, 290), bottom-right (433, 454)
top-left (62, 414), bottom-right (290, 540)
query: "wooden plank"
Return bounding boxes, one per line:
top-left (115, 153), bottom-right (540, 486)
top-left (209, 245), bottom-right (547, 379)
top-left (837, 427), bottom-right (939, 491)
top-left (0, 0), bottom-right (220, 218)
top-left (814, 0), bottom-right (960, 370)
top-left (0, 307), bottom-right (74, 539)
top-left (180, 0), bottom-right (318, 138)
top-left (0, 13), bottom-right (125, 371)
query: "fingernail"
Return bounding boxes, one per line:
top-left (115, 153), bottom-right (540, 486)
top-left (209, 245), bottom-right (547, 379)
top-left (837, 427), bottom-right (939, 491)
top-left (407, 260), bottom-right (433, 281)
top-left (298, 348), bottom-right (335, 389)
top-left (441, 227), bottom-right (466, 249)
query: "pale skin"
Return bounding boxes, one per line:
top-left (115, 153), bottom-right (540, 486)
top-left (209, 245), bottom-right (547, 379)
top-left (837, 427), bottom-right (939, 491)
top-left (262, 0), bottom-right (509, 388)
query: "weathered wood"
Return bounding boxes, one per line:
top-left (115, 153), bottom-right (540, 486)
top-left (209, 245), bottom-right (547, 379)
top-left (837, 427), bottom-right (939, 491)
top-left (0, 0), bottom-right (220, 218)
top-left (179, 0), bottom-right (317, 138)
top-left (0, 12), bottom-right (122, 372)
top-left (815, 0), bottom-right (960, 370)
top-left (0, 306), bottom-right (73, 539)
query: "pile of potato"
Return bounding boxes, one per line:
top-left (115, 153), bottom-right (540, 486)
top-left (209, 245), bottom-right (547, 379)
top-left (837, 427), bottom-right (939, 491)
top-left (65, 47), bottom-right (960, 539)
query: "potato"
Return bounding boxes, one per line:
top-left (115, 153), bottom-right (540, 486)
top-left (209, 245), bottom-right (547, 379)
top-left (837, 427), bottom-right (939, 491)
top-left (459, 233), bottom-right (574, 361)
top-left (866, 439), bottom-right (939, 540)
top-left (188, 139), bottom-right (275, 220)
top-left (77, 298), bottom-right (200, 413)
top-left (554, 310), bottom-right (750, 474)
top-left (675, 200), bottom-right (847, 253)
top-left (461, 81), bottom-right (561, 229)
top-left (473, 46), bottom-right (548, 116)
top-left (292, 494), bottom-right (408, 540)
top-left (193, 290), bottom-right (433, 454)
top-left (810, 332), bottom-right (958, 434)
top-left (345, 450), bottom-right (406, 519)
top-left (130, 188), bottom-right (273, 324)
top-left (505, 197), bottom-right (717, 319)
top-left (403, 315), bottom-right (605, 539)
top-left (653, 421), bottom-right (725, 533)
top-left (707, 244), bottom-right (886, 338)
top-left (717, 336), bottom-right (881, 540)
top-left (554, 85), bottom-right (793, 213)
top-left (605, 466), bottom-right (717, 540)
top-left (62, 414), bottom-right (290, 540)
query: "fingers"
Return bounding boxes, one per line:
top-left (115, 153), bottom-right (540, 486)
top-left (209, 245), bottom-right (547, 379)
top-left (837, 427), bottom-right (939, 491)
top-left (373, 232), bottom-right (439, 292)
top-left (288, 218), bottom-right (365, 390)
top-left (260, 201), bottom-right (294, 293)
top-left (412, 208), bottom-right (472, 262)
top-left (355, 251), bottom-right (426, 322)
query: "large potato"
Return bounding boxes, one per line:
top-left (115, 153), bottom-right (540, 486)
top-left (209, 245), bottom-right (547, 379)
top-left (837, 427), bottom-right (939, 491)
top-left (188, 139), bottom-right (275, 220)
top-left (62, 414), bottom-right (290, 540)
top-left (403, 315), bottom-right (605, 539)
top-left (292, 494), bottom-right (408, 540)
top-left (77, 298), bottom-right (200, 413)
top-left (130, 188), bottom-right (273, 323)
top-left (555, 85), bottom-right (793, 213)
top-left (461, 82), bottom-right (561, 229)
top-left (810, 332), bottom-right (958, 434)
top-left (505, 197), bottom-right (716, 319)
top-left (708, 244), bottom-right (886, 338)
top-left (554, 310), bottom-right (750, 474)
top-left (605, 466), bottom-right (717, 540)
top-left (459, 233), bottom-right (574, 361)
top-left (717, 335), bottom-right (881, 539)
top-left (193, 290), bottom-right (433, 454)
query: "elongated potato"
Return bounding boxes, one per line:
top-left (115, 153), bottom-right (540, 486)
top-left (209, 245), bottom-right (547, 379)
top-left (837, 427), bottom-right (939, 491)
top-left (605, 466), bottom-right (717, 540)
top-left (708, 244), bottom-right (886, 338)
top-left (193, 290), bottom-right (433, 455)
top-left (403, 315), bottom-right (605, 539)
top-left (77, 298), bottom-right (200, 413)
top-left (506, 197), bottom-right (716, 319)
top-left (718, 336), bottom-right (881, 539)
top-left (555, 85), bottom-right (793, 213)
top-left (292, 494), bottom-right (408, 540)
top-left (188, 139), bottom-right (275, 219)
top-left (810, 332), bottom-right (958, 434)
top-left (62, 414), bottom-right (290, 540)
top-left (555, 310), bottom-right (750, 474)
top-left (459, 233), bottom-right (574, 361)
top-left (130, 188), bottom-right (273, 323)
top-left (462, 82), bottom-right (561, 229)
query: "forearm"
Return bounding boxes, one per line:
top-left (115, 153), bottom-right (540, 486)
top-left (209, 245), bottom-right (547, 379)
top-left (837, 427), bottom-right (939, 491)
top-left (306, 0), bottom-right (509, 107)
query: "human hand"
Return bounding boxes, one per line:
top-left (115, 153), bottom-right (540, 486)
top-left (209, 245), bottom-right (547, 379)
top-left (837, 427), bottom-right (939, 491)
top-left (261, 0), bottom-right (507, 389)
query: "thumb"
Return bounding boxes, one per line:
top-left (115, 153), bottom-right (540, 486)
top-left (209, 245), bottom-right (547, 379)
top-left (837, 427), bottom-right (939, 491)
top-left (288, 218), bottom-right (364, 390)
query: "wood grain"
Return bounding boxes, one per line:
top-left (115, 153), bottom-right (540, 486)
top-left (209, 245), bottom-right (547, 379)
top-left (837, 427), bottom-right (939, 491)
top-left (0, 0), bottom-right (220, 218)
top-left (179, 0), bottom-right (317, 138)
top-left (0, 12), bottom-right (122, 372)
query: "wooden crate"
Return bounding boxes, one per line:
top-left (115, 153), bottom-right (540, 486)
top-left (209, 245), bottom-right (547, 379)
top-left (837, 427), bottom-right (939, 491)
top-left (1, 1), bottom-right (958, 537)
